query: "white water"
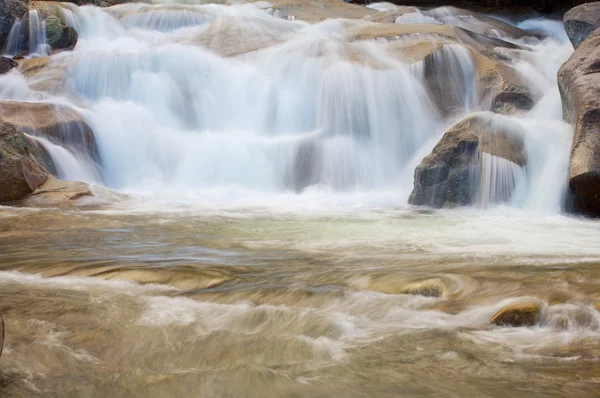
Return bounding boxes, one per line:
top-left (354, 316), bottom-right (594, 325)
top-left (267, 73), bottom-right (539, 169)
top-left (0, 2), bottom-right (574, 213)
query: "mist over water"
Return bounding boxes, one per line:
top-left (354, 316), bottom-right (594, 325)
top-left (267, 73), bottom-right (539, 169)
top-left (1, 1), bottom-right (599, 397)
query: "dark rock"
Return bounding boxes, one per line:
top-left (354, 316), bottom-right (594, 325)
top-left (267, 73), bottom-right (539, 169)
top-left (52, 26), bottom-right (77, 51)
top-left (0, 56), bottom-right (17, 74)
top-left (0, 120), bottom-right (49, 203)
top-left (564, 2), bottom-right (600, 49)
top-left (558, 29), bottom-right (600, 217)
top-left (490, 301), bottom-right (541, 327)
top-left (0, 0), bottom-right (27, 51)
top-left (409, 113), bottom-right (526, 208)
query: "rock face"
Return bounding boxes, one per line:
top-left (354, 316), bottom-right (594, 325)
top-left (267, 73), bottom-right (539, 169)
top-left (558, 29), bottom-right (600, 217)
top-left (0, 56), bottom-right (17, 74)
top-left (490, 301), bottom-right (542, 327)
top-left (564, 2), bottom-right (600, 49)
top-left (0, 120), bottom-right (49, 202)
top-left (0, 0), bottom-right (27, 51)
top-left (44, 15), bottom-right (77, 51)
top-left (409, 113), bottom-right (525, 208)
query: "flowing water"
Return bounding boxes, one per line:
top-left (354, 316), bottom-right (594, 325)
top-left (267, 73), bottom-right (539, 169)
top-left (0, 1), bottom-right (599, 397)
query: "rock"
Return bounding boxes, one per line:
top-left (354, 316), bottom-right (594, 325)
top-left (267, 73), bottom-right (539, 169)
top-left (0, 56), bottom-right (17, 74)
top-left (490, 300), bottom-right (541, 327)
top-left (404, 279), bottom-right (445, 298)
top-left (0, 100), bottom-right (99, 162)
top-left (595, 302), bottom-right (600, 312)
top-left (564, 2), bottom-right (600, 49)
top-left (255, 0), bottom-right (375, 23)
top-left (0, 120), bottom-right (49, 203)
top-left (52, 25), bottom-right (77, 51)
top-left (409, 113), bottom-right (526, 208)
top-left (0, 0), bottom-right (27, 50)
top-left (474, 50), bottom-right (535, 115)
top-left (18, 175), bottom-right (93, 207)
top-left (558, 29), bottom-right (600, 217)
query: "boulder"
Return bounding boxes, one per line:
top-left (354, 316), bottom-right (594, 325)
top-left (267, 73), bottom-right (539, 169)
top-left (0, 101), bottom-right (99, 162)
top-left (564, 2), bottom-right (600, 49)
top-left (0, 0), bottom-right (27, 51)
top-left (44, 15), bottom-right (77, 51)
top-left (0, 120), bottom-right (49, 203)
top-left (0, 56), bottom-right (17, 74)
top-left (409, 113), bottom-right (526, 208)
top-left (490, 300), bottom-right (541, 327)
top-left (17, 175), bottom-right (93, 207)
top-left (558, 29), bottom-right (600, 217)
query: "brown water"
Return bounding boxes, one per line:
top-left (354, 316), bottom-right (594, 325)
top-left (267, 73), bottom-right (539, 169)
top-left (0, 204), bottom-right (599, 397)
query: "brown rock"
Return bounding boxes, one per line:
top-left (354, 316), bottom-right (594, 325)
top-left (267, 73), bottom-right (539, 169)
top-left (490, 301), bottom-right (541, 327)
top-left (409, 113), bottom-right (526, 208)
top-left (558, 29), bottom-right (600, 217)
top-left (18, 175), bottom-right (93, 207)
top-left (0, 100), bottom-right (99, 162)
top-left (0, 120), bottom-right (49, 202)
top-left (255, 0), bottom-right (375, 23)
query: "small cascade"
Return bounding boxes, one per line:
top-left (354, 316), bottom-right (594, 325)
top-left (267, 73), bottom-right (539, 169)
top-left (30, 136), bottom-right (101, 183)
top-left (28, 10), bottom-right (50, 56)
top-left (413, 43), bottom-right (477, 116)
top-left (474, 152), bottom-right (525, 208)
top-left (4, 18), bottom-right (26, 55)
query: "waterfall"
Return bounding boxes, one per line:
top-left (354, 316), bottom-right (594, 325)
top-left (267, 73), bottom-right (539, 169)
top-left (0, 2), bottom-right (575, 211)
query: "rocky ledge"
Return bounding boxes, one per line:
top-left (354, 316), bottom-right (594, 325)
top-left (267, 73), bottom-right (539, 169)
top-left (559, 2), bottom-right (600, 217)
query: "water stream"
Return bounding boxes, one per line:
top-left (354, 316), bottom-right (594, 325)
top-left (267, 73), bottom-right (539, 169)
top-left (0, 1), bottom-right (598, 397)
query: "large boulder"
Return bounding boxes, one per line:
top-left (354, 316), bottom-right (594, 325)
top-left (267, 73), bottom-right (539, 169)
top-left (44, 14), bottom-right (77, 51)
top-left (558, 29), bottom-right (600, 217)
top-left (564, 2), bottom-right (600, 49)
top-left (409, 113), bottom-right (526, 208)
top-left (0, 0), bottom-right (27, 51)
top-left (0, 119), bottom-right (49, 203)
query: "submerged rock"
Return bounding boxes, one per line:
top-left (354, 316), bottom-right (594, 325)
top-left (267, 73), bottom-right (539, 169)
top-left (490, 301), bottom-right (541, 327)
top-left (564, 2), bottom-right (600, 49)
top-left (558, 29), bottom-right (600, 217)
top-left (0, 120), bottom-right (49, 203)
top-left (409, 113), bottom-right (526, 208)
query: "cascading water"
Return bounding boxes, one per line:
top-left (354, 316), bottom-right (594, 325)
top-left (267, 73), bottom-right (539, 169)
top-left (0, 1), bottom-right (574, 212)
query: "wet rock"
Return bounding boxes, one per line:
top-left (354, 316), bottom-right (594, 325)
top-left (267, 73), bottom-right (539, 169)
top-left (18, 175), bottom-right (93, 207)
top-left (0, 100), bottom-right (99, 163)
top-left (409, 113), bottom-right (526, 208)
top-left (490, 301), bottom-right (541, 327)
top-left (259, 0), bottom-right (375, 23)
top-left (0, 0), bottom-right (27, 50)
top-left (564, 2), bottom-right (600, 49)
top-left (558, 29), bottom-right (600, 217)
top-left (0, 120), bottom-right (49, 203)
top-left (0, 56), bottom-right (17, 74)
top-left (404, 279), bottom-right (445, 298)
top-left (474, 51), bottom-right (535, 115)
